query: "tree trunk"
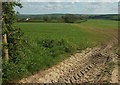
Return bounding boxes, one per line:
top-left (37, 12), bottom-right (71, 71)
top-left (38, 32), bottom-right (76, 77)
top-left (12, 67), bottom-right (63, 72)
top-left (3, 33), bottom-right (9, 62)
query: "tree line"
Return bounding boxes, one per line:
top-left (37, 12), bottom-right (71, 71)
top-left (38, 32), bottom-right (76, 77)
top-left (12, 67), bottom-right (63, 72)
top-left (18, 14), bottom-right (87, 23)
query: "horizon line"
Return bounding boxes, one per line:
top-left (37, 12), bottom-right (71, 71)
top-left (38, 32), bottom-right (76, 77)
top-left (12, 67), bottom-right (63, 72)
top-left (17, 13), bottom-right (118, 15)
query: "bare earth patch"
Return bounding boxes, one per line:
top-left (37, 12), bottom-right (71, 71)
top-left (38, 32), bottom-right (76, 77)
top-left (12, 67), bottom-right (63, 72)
top-left (111, 53), bottom-right (118, 83)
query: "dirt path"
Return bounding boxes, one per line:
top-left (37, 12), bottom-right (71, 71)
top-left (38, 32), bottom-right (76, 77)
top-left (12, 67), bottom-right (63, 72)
top-left (111, 52), bottom-right (118, 83)
top-left (19, 39), bottom-right (118, 83)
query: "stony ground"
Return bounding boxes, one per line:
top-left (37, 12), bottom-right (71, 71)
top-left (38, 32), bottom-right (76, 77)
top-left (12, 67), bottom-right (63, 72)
top-left (19, 38), bottom-right (119, 84)
top-left (111, 53), bottom-right (118, 83)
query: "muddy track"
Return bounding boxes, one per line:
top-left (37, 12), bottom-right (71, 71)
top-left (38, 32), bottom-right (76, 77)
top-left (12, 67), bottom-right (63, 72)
top-left (19, 39), bottom-right (118, 83)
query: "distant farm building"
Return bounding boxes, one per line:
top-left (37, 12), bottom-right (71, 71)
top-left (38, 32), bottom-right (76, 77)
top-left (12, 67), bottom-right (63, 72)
top-left (26, 18), bottom-right (30, 21)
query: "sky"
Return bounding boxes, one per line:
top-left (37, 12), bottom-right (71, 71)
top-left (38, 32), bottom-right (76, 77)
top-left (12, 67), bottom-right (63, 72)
top-left (14, 1), bottom-right (119, 14)
top-left (19, 0), bottom-right (119, 2)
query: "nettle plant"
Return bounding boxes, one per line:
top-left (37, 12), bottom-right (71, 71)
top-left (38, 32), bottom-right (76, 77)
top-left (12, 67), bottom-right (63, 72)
top-left (2, 1), bottom-right (24, 62)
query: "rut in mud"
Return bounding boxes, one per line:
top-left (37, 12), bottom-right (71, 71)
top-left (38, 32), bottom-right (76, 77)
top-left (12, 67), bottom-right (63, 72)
top-left (19, 39), bottom-right (118, 83)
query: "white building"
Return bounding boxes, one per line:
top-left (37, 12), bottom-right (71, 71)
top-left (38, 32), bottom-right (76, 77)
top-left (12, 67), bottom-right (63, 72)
top-left (26, 18), bottom-right (30, 21)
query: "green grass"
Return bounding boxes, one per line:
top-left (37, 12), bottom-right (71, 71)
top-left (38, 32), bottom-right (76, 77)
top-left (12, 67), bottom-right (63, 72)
top-left (16, 19), bottom-right (117, 70)
top-left (74, 19), bottom-right (87, 23)
top-left (18, 19), bottom-right (117, 48)
top-left (80, 19), bottom-right (118, 29)
top-left (29, 19), bottom-right (44, 22)
top-left (3, 19), bottom-right (118, 84)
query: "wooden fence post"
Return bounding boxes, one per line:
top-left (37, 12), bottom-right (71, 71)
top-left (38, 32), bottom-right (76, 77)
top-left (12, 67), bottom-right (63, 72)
top-left (2, 10), bottom-right (9, 62)
top-left (3, 33), bottom-right (9, 62)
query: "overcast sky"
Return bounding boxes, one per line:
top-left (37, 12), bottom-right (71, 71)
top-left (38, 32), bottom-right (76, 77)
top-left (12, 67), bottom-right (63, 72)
top-left (14, 1), bottom-right (118, 14)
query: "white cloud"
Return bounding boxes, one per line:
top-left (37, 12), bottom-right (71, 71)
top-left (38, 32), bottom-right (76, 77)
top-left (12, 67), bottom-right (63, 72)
top-left (81, 2), bottom-right (118, 14)
top-left (14, 2), bottom-right (118, 14)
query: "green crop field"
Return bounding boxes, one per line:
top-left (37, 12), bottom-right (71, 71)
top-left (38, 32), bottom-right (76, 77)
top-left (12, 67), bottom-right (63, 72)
top-left (17, 19), bottom-right (117, 48)
top-left (16, 19), bottom-right (118, 70)
top-left (3, 19), bottom-right (117, 83)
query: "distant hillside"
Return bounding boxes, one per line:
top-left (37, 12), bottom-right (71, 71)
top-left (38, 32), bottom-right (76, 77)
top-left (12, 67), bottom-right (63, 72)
top-left (87, 14), bottom-right (118, 21)
top-left (16, 14), bottom-right (119, 21)
top-left (16, 14), bottom-right (66, 20)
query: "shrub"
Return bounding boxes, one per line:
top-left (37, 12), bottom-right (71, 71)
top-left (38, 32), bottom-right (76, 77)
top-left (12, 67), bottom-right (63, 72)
top-left (2, 60), bottom-right (29, 84)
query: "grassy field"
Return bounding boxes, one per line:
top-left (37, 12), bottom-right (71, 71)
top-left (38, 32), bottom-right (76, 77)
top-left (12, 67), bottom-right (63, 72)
top-left (3, 19), bottom-right (118, 84)
top-left (17, 19), bottom-right (117, 48)
top-left (16, 19), bottom-right (118, 72)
